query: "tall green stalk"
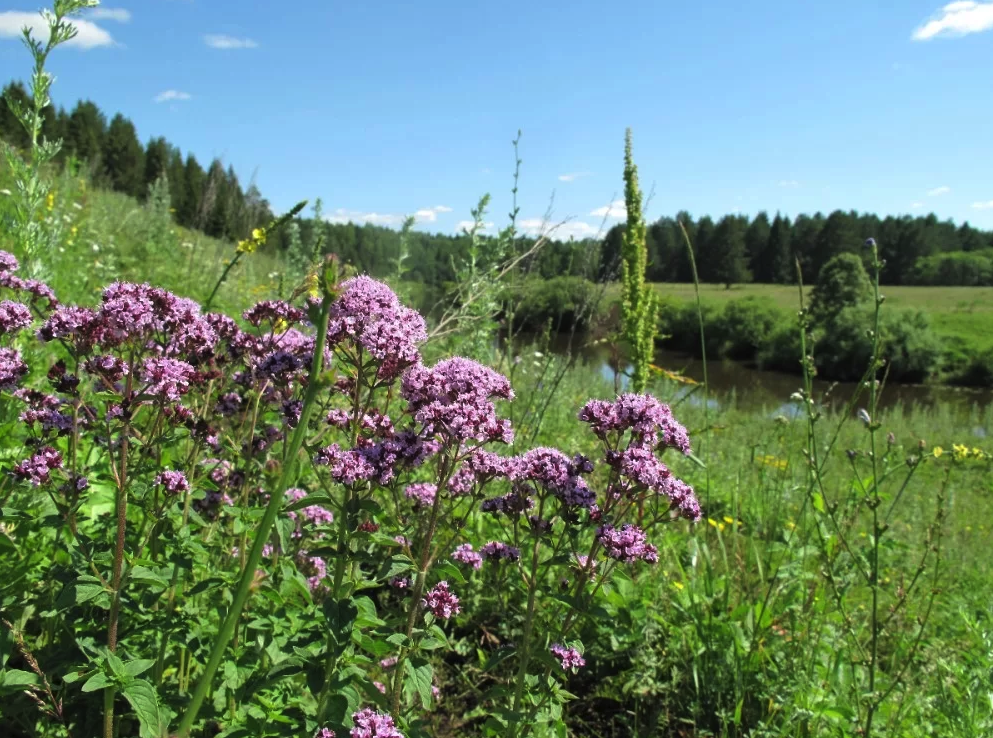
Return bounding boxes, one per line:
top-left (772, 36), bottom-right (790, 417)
top-left (619, 129), bottom-right (658, 394)
top-left (175, 259), bottom-right (336, 737)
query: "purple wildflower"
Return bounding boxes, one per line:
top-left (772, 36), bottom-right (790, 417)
top-left (451, 543), bottom-right (483, 570)
top-left (140, 358), bottom-right (196, 401)
top-left (422, 581), bottom-right (460, 619)
top-left (328, 276), bottom-right (426, 380)
top-left (13, 446), bottom-right (63, 486)
top-left (579, 393), bottom-right (691, 454)
top-left (512, 447), bottom-right (594, 509)
top-left (0, 251), bottom-right (19, 272)
top-left (550, 644), bottom-right (586, 671)
top-left (243, 300), bottom-right (304, 327)
top-left (314, 443), bottom-right (376, 485)
top-left (480, 541), bottom-right (521, 562)
top-left (350, 707), bottom-right (404, 738)
top-left (401, 357), bottom-right (514, 445)
top-left (596, 523), bottom-right (658, 564)
top-left (0, 300), bottom-right (31, 336)
top-left (404, 482), bottom-right (437, 508)
top-left (315, 729), bottom-right (337, 738)
top-left (380, 656), bottom-right (398, 669)
top-left (0, 348), bottom-right (28, 390)
top-left (154, 470), bottom-right (190, 495)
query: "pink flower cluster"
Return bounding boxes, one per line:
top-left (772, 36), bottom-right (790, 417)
top-left (404, 482), bottom-right (437, 508)
top-left (480, 541), bottom-right (521, 562)
top-left (154, 470), bottom-right (190, 495)
top-left (512, 447), bottom-right (594, 509)
top-left (328, 276), bottom-right (426, 381)
top-left (402, 357), bottom-right (514, 445)
top-left (0, 300), bottom-right (31, 336)
top-left (550, 643), bottom-right (586, 671)
top-left (596, 523), bottom-right (659, 564)
top-left (13, 446), bottom-right (63, 486)
top-left (451, 543), bottom-right (483, 570)
top-left (422, 581), bottom-right (460, 619)
top-left (349, 707), bottom-right (404, 738)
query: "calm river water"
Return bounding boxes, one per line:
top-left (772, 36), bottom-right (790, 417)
top-left (512, 332), bottom-right (993, 420)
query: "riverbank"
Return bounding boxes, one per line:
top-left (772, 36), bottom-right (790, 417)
top-left (505, 277), bottom-right (993, 388)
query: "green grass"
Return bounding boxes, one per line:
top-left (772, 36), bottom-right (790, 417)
top-left (644, 282), bottom-right (993, 351)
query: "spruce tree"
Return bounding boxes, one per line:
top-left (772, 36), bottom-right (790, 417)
top-left (619, 129), bottom-right (658, 393)
top-left (768, 213), bottom-right (794, 283)
top-left (102, 113), bottom-right (145, 197)
top-left (712, 214), bottom-right (750, 288)
top-left (66, 100), bottom-right (106, 164)
top-left (745, 211), bottom-right (771, 281)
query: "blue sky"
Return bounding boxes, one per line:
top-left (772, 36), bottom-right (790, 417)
top-left (2, 0), bottom-right (993, 236)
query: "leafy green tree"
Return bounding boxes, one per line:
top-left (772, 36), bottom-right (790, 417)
top-left (619, 129), bottom-right (658, 393)
top-left (181, 153), bottom-right (206, 228)
top-left (102, 113), bottom-right (145, 197)
top-left (809, 252), bottom-right (872, 322)
top-left (694, 215), bottom-right (716, 281)
top-left (712, 214), bottom-right (751, 288)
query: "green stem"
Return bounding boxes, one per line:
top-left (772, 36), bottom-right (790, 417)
top-left (175, 294), bottom-right (332, 738)
top-left (511, 519), bottom-right (543, 726)
top-left (203, 252), bottom-right (243, 313)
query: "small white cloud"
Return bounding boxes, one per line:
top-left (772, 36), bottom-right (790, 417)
top-left (326, 209), bottom-right (405, 227)
top-left (0, 10), bottom-right (114, 49)
top-left (777, 179), bottom-right (800, 188)
top-left (88, 8), bottom-right (130, 22)
top-left (927, 185), bottom-right (951, 196)
top-left (558, 172), bottom-right (590, 183)
top-left (412, 205), bottom-right (452, 223)
top-left (911, 202), bottom-right (924, 209)
top-left (912, 1), bottom-right (993, 40)
top-left (971, 200), bottom-right (993, 209)
top-left (589, 199), bottom-right (627, 219)
top-left (456, 220), bottom-right (494, 232)
top-left (154, 89), bottom-right (191, 103)
top-left (203, 33), bottom-right (258, 49)
top-left (521, 218), bottom-right (601, 240)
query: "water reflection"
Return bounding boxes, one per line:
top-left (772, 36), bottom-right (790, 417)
top-left (511, 331), bottom-right (993, 416)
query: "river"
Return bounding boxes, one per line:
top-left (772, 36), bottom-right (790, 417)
top-left (510, 331), bottom-right (993, 422)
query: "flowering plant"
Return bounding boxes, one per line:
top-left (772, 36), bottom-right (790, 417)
top-left (0, 248), bottom-right (699, 738)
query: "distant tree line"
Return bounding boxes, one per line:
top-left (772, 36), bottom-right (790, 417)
top-left (3, 79), bottom-right (992, 288)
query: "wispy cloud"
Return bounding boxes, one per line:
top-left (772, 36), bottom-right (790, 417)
top-left (203, 34), bottom-right (258, 49)
top-left (88, 7), bottom-right (130, 22)
top-left (558, 172), bottom-right (590, 183)
top-left (0, 10), bottom-right (114, 49)
top-left (327, 205), bottom-right (452, 227)
top-left (911, 202), bottom-right (924, 209)
top-left (413, 205), bottom-right (452, 223)
top-left (521, 218), bottom-right (601, 240)
top-left (912, 1), bottom-right (993, 40)
top-left (777, 179), bottom-right (800, 188)
top-left (927, 185), bottom-right (951, 196)
top-left (589, 199), bottom-right (627, 219)
top-left (154, 89), bottom-right (191, 103)
top-left (971, 200), bottom-right (993, 210)
top-left (457, 220), bottom-right (494, 232)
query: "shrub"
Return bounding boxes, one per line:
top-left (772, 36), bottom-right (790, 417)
top-left (809, 252), bottom-right (872, 322)
top-left (716, 296), bottom-right (788, 361)
top-left (505, 275), bottom-right (601, 331)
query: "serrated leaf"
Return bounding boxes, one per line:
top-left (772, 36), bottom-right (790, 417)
top-left (404, 659), bottom-right (433, 710)
top-left (128, 566), bottom-right (170, 589)
top-left (386, 633), bottom-right (411, 649)
top-left (124, 659), bottom-right (156, 678)
top-left (432, 562), bottom-right (466, 584)
top-left (55, 575), bottom-right (105, 610)
top-left (81, 672), bottom-right (111, 693)
top-left (122, 679), bottom-right (161, 738)
top-left (378, 555), bottom-right (414, 582)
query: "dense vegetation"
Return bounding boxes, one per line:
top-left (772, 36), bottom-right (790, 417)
top-left (1, 10), bottom-right (992, 738)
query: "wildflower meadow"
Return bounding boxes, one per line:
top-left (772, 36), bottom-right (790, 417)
top-left (1, 3), bottom-right (992, 738)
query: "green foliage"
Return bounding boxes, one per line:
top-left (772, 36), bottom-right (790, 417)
top-left (910, 249), bottom-right (993, 286)
top-left (810, 252), bottom-right (873, 321)
top-left (505, 276), bottom-right (600, 332)
top-left (619, 129), bottom-right (658, 393)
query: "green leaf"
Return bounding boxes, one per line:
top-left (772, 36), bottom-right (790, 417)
top-left (128, 566), bottom-right (170, 589)
top-left (378, 555), bottom-right (413, 582)
top-left (432, 562), bottom-right (466, 584)
top-left (188, 577), bottom-right (227, 596)
top-left (124, 659), bottom-right (156, 678)
top-left (0, 508), bottom-right (31, 521)
top-left (55, 575), bottom-right (106, 610)
top-left (404, 658), bottom-right (433, 710)
top-left (812, 492), bottom-right (826, 513)
top-left (323, 597), bottom-right (359, 644)
top-left (0, 669), bottom-right (39, 691)
top-left (106, 652), bottom-right (126, 681)
top-left (81, 672), bottom-right (111, 693)
top-left (121, 679), bottom-right (161, 738)
top-left (284, 494), bottom-right (335, 513)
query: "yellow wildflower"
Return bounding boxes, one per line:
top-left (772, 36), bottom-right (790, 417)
top-left (932, 446), bottom-right (943, 458)
top-left (252, 227), bottom-right (267, 243)
top-left (953, 444), bottom-right (969, 461)
top-left (236, 238), bottom-right (256, 254)
top-left (672, 581), bottom-right (684, 591)
top-left (46, 192), bottom-right (55, 211)
top-left (273, 318), bottom-right (289, 334)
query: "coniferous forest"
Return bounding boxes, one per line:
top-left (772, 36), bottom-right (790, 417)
top-left (3, 79), bottom-right (993, 290)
